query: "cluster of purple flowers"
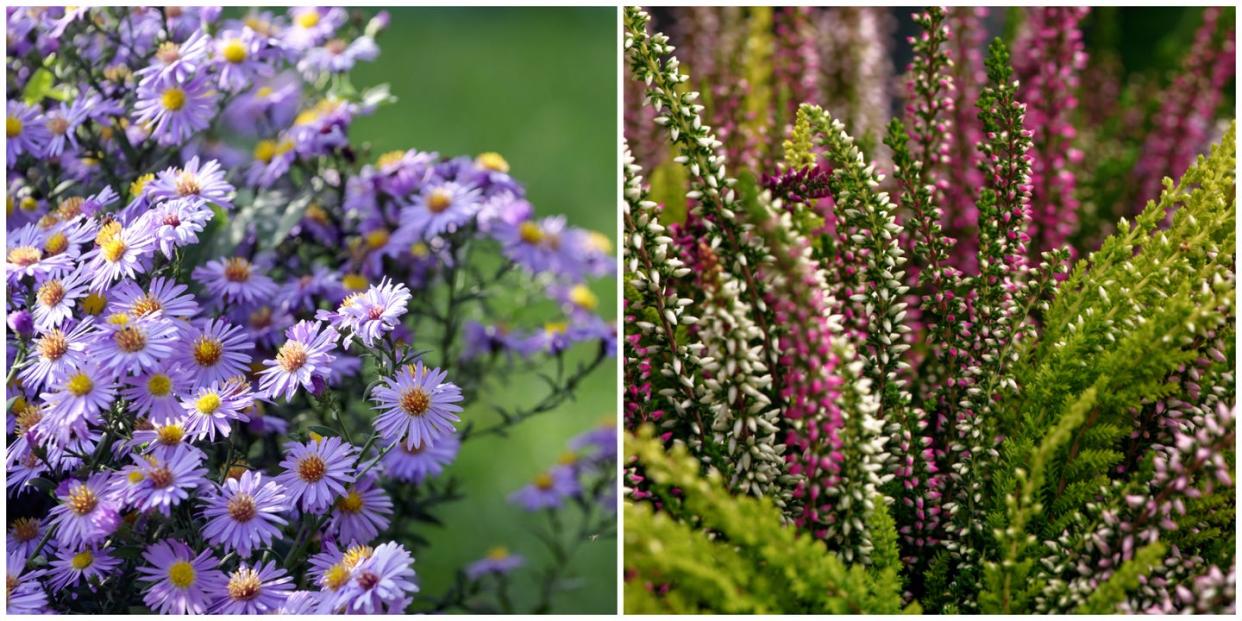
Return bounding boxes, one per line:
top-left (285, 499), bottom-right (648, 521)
top-left (6, 6), bottom-right (616, 615)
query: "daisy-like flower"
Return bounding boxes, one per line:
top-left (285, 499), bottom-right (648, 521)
top-left (135, 197), bottom-right (214, 258)
top-left (130, 449), bottom-right (209, 515)
top-left (20, 319), bottom-right (93, 393)
top-left (569, 417), bottom-right (618, 464)
top-left (7, 516), bottom-right (46, 557)
top-left (284, 7), bottom-right (345, 50)
top-left (122, 365), bottom-right (192, 424)
top-left (108, 276), bottom-right (201, 320)
top-left (214, 27), bottom-right (273, 92)
top-left (48, 474), bottom-right (121, 547)
top-left (211, 561), bottom-right (294, 614)
top-left (31, 268), bottom-right (89, 331)
top-left (177, 318), bottom-right (254, 388)
top-left (371, 361), bottom-right (463, 451)
top-left (180, 378), bottom-right (254, 442)
top-left (308, 541), bottom-right (375, 595)
top-left (401, 181), bottom-right (480, 240)
top-left (279, 591), bottom-right (323, 614)
top-left (275, 436), bottom-right (357, 513)
top-left (201, 470), bottom-right (288, 558)
top-left (507, 466), bottom-right (580, 511)
top-left (131, 418), bottom-right (200, 461)
top-left (137, 539), bottom-right (226, 615)
top-left (96, 312), bottom-right (180, 375)
top-left (297, 35), bottom-right (379, 79)
top-left (234, 302), bottom-right (295, 349)
top-left (381, 431), bottom-right (460, 483)
top-left (40, 362), bottom-right (118, 441)
top-left (493, 215), bottom-right (568, 275)
top-left (258, 320), bottom-right (339, 401)
top-left (7, 223), bottom-right (75, 283)
top-left (329, 541), bottom-right (419, 614)
top-left (47, 544), bottom-right (122, 590)
top-left (465, 546), bottom-right (525, 581)
top-left (7, 101), bottom-right (50, 166)
top-left (82, 222), bottom-right (155, 291)
top-left (6, 550), bottom-right (49, 614)
top-left (147, 156), bottom-right (235, 210)
top-left (338, 278), bottom-right (410, 348)
top-left (327, 475), bottom-right (393, 544)
top-left (135, 29), bottom-right (211, 85)
top-left (41, 100), bottom-right (88, 158)
top-left (134, 73), bottom-right (216, 145)
top-left (192, 255), bottom-right (278, 306)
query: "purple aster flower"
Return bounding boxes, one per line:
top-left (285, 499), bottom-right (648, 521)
top-left (548, 282), bottom-right (602, 320)
top-left (180, 377), bottom-right (254, 442)
top-left (279, 265), bottom-right (345, 313)
top-left (137, 539), bottom-right (226, 615)
top-left (82, 222), bottom-right (155, 291)
top-left (7, 101), bottom-right (50, 166)
top-left (280, 591), bottom-right (323, 614)
top-left (192, 255), bottom-right (278, 306)
top-left (308, 541), bottom-right (375, 596)
top-left (561, 227), bottom-right (616, 279)
top-left (570, 418), bottom-right (619, 465)
top-left (211, 561), bottom-right (294, 614)
top-left (135, 29), bottom-right (211, 85)
top-left (328, 541), bottom-right (418, 614)
top-left (214, 27), bottom-right (274, 92)
top-left (7, 223), bottom-right (75, 284)
top-left (7, 517), bottom-right (46, 557)
top-left (20, 319), bottom-right (94, 393)
top-left (284, 7), bottom-right (345, 51)
top-left (275, 436), bottom-right (357, 513)
top-left (298, 35), bottom-right (379, 78)
top-left (39, 361), bottom-right (117, 442)
top-left (370, 361), bottom-right (463, 451)
top-left (327, 475), bottom-right (393, 544)
top-left (147, 156), bottom-right (235, 210)
top-left (338, 278), bottom-right (410, 348)
top-left (134, 72), bottom-right (216, 145)
top-left (493, 215), bottom-right (568, 275)
top-left (381, 430), bottom-right (460, 483)
top-left (31, 267), bottom-right (89, 332)
top-left (123, 365), bottom-right (192, 424)
top-left (49, 474), bottom-right (121, 547)
top-left (42, 100), bottom-right (89, 158)
top-left (177, 318), bottom-right (254, 388)
top-left (466, 547), bottom-right (525, 581)
top-left (47, 544), bottom-right (122, 590)
top-left (6, 550), bottom-right (49, 614)
top-left (108, 276), bottom-right (201, 322)
top-left (508, 465), bottom-right (580, 511)
top-left (96, 313), bottom-right (180, 375)
top-left (401, 181), bottom-right (480, 240)
top-left (233, 302), bottom-right (296, 349)
top-left (258, 319), bottom-right (339, 401)
top-left (201, 470), bottom-right (289, 558)
top-left (130, 448), bottom-right (209, 515)
top-left (135, 197), bottom-right (214, 258)
top-left (131, 419), bottom-right (200, 461)
top-left (245, 135), bottom-right (297, 188)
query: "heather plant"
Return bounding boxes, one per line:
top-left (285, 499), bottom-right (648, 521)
top-left (4, 7), bottom-right (616, 614)
top-left (623, 6), bottom-right (1235, 614)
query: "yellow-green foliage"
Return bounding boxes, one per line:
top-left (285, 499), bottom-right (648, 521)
top-left (624, 427), bottom-right (914, 614)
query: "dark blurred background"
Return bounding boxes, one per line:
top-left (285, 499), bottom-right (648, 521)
top-left (348, 8), bottom-right (617, 614)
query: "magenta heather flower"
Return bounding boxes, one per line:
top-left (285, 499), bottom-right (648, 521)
top-left (258, 320), bottom-right (339, 401)
top-left (275, 436), bottom-right (358, 513)
top-left (211, 561), bottom-right (295, 614)
top-left (48, 474), bottom-right (121, 548)
top-left (47, 544), bottom-right (122, 590)
top-left (200, 470), bottom-right (289, 558)
top-left (327, 475), bottom-right (394, 544)
top-left (133, 73), bottom-right (217, 145)
top-left (370, 360), bottom-right (463, 451)
top-left (191, 256), bottom-right (278, 306)
top-left (136, 540), bottom-right (225, 615)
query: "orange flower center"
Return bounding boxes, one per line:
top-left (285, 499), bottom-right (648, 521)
top-left (114, 325), bottom-right (147, 353)
top-left (400, 388), bottom-right (431, 416)
top-left (227, 493), bottom-right (257, 522)
top-left (277, 341), bottom-right (308, 372)
top-left (298, 455), bottom-right (327, 482)
top-left (223, 257), bottom-right (251, 282)
top-left (37, 279), bottom-right (66, 307)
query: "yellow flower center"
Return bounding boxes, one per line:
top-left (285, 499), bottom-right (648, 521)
top-left (155, 41), bottom-right (181, 64)
top-left (67, 484), bottom-right (98, 515)
top-left (410, 242), bottom-right (429, 258)
top-left (70, 550), bottom-right (94, 570)
top-left (175, 171), bottom-right (201, 197)
top-left (195, 393), bottom-right (222, 414)
top-left (6, 116), bottom-right (22, 138)
top-left (7, 246), bottom-right (41, 267)
top-left (426, 189), bottom-right (453, 214)
top-left (298, 455), bottom-right (327, 482)
top-left (95, 221), bottom-right (123, 249)
top-left (67, 372), bottom-right (93, 396)
top-left (147, 374), bottom-right (173, 397)
top-left (130, 173), bottom-right (155, 198)
top-left (487, 546), bottom-right (510, 560)
top-left (342, 273), bottom-right (368, 291)
top-left (132, 294), bottom-right (162, 317)
top-left (276, 341), bottom-right (309, 372)
top-left (475, 152), bottom-right (509, 173)
top-left (587, 231), bottom-right (612, 253)
top-left (20, 196), bottom-right (38, 212)
top-left (558, 451), bottom-right (579, 466)
top-left (37, 279), bottom-right (66, 307)
top-left (400, 388), bottom-right (431, 416)
top-left (15, 405), bottom-right (42, 435)
top-left (156, 424), bottom-right (183, 445)
top-left (518, 221), bottom-right (544, 245)
top-left (569, 285), bottom-right (598, 311)
top-left (221, 39), bottom-right (247, 63)
top-left (168, 560), bottom-right (196, 588)
top-left (255, 85), bottom-right (273, 98)
top-left (534, 472), bottom-right (555, 490)
top-left (38, 331), bottom-right (68, 360)
top-left (43, 231), bottom-right (68, 255)
top-left (192, 336), bottom-right (223, 367)
top-left (336, 490), bottom-right (364, 513)
top-left (322, 563), bottom-right (350, 590)
top-left (297, 10), bottom-right (320, 28)
top-left (128, 470), bottom-right (145, 484)
top-left (107, 312), bottom-right (130, 326)
top-left (161, 87), bottom-right (187, 112)
top-left (253, 140), bottom-right (277, 163)
top-left (544, 321), bottom-right (568, 335)
top-left (82, 292), bottom-right (106, 315)
top-left (101, 237), bottom-right (127, 263)
top-left (342, 544), bottom-right (373, 569)
top-left (365, 229), bottom-right (390, 250)
top-left (376, 150), bottom-right (405, 168)
top-left (227, 493), bottom-right (257, 522)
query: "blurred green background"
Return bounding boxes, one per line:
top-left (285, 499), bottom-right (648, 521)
top-left (349, 8), bottom-right (617, 614)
